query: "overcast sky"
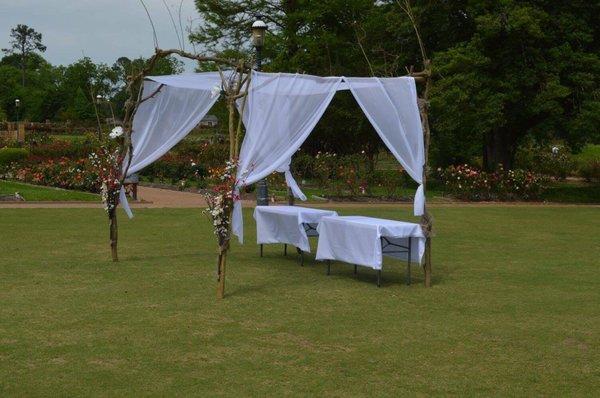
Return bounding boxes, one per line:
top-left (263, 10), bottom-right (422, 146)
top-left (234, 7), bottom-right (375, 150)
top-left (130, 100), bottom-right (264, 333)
top-left (0, 0), bottom-right (201, 70)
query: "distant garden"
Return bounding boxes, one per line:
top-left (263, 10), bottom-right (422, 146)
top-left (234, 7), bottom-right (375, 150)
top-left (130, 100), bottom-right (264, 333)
top-left (1, 130), bottom-right (598, 203)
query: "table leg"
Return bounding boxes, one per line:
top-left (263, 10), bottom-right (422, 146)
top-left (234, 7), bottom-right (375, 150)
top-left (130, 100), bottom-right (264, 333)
top-left (354, 264), bottom-right (357, 275)
top-left (260, 244), bottom-right (263, 257)
top-left (296, 247), bottom-right (303, 266)
top-left (284, 244), bottom-right (287, 256)
top-left (407, 237), bottom-right (412, 285)
top-left (377, 269), bottom-right (382, 288)
top-left (327, 260), bottom-right (331, 275)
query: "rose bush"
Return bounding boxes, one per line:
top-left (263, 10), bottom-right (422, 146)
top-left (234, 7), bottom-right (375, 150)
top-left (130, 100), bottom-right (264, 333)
top-left (1, 157), bottom-right (100, 192)
top-left (437, 164), bottom-right (546, 201)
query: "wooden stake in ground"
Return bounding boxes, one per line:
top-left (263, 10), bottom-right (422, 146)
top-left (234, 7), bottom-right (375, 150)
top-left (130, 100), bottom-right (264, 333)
top-left (109, 210), bottom-right (118, 262)
top-left (401, 0), bottom-right (434, 287)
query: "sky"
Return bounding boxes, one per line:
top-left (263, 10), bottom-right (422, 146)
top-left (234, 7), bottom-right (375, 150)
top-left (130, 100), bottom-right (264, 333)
top-left (0, 0), bottom-right (202, 70)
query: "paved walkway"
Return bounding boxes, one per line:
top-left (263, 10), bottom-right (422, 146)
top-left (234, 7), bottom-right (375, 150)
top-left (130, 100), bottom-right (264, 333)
top-left (0, 186), bottom-right (249, 209)
top-left (0, 186), bottom-right (597, 209)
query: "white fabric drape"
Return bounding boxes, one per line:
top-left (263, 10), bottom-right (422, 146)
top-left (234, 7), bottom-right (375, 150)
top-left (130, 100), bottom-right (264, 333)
top-left (120, 73), bottom-right (223, 217)
top-left (128, 73), bottom-right (223, 175)
top-left (232, 71), bottom-right (343, 241)
top-left (345, 77), bottom-right (425, 215)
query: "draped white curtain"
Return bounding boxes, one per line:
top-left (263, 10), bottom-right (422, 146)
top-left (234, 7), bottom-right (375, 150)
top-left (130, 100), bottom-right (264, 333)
top-left (345, 77), bottom-right (425, 215)
top-left (128, 73), bottom-right (224, 175)
top-left (118, 71), bottom-right (425, 234)
top-left (120, 73), bottom-right (223, 217)
top-left (232, 71), bottom-right (343, 241)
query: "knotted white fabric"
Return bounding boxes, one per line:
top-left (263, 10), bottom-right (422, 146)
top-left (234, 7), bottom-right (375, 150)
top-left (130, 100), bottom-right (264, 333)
top-left (120, 73), bottom-right (224, 217)
top-left (276, 158), bottom-right (306, 201)
top-left (232, 71), bottom-right (343, 242)
top-left (345, 77), bottom-right (425, 215)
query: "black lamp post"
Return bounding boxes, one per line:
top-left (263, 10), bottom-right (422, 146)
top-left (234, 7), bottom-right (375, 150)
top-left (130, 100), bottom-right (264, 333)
top-left (252, 18), bottom-right (269, 206)
top-left (15, 99), bottom-right (20, 123)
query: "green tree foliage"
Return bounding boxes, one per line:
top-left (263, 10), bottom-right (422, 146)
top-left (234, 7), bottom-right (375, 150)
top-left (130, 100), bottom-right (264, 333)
top-left (191, 0), bottom-right (600, 168)
top-left (2, 24), bottom-right (47, 86)
top-left (0, 51), bottom-right (183, 123)
top-left (430, 1), bottom-right (600, 169)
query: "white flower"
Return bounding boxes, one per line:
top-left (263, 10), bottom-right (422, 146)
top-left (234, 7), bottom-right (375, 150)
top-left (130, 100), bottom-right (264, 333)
top-left (552, 146), bottom-right (559, 154)
top-left (210, 84), bottom-right (221, 99)
top-left (109, 126), bottom-right (124, 139)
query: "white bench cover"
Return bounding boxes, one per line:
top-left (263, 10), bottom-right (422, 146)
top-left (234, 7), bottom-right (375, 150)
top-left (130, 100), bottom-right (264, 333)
top-left (253, 206), bottom-right (338, 252)
top-left (316, 216), bottom-right (425, 270)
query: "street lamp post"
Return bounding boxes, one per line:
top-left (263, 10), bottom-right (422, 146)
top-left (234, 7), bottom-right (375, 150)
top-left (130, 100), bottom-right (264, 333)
top-left (15, 99), bottom-right (20, 123)
top-left (95, 94), bottom-right (104, 140)
top-left (252, 19), bottom-right (269, 206)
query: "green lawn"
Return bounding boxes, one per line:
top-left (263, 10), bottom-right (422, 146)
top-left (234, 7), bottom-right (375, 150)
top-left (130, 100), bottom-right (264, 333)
top-left (1, 206), bottom-right (599, 395)
top-left (0, 181), bottom-right (98, 201)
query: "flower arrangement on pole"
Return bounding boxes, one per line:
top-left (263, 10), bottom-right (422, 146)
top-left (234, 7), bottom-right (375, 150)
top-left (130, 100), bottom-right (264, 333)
top-left (203, 159), bottom-right (240, 250)
top-left (89, 125), bottom-right (125, 261)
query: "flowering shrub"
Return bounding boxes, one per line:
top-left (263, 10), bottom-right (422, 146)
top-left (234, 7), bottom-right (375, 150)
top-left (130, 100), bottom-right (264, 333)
top-left (139, 141), bottom-right (228, 187)
top-left (27, 140), bottom-right (97, 162)
top-left (372, 168), bottom-right (409, 199)
top-left (438, 164), bottom-right (546, 201)
top-left (579, 159), bottom-right (600, 183)
top-left (89, 145), bottom-right (123, 213)
top-left (140, 154), bottom-right (208, 188)
top-left (311, 151), bottom-right (371, 197)
top-left (203, 160), bottom-right (241, 247)
top-left (515, 142), bottom-right (574, 180)
top-left (1, 157), bottom-right (100, 192)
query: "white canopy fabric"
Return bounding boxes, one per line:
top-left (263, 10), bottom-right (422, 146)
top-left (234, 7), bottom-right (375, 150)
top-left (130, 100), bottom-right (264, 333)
top-left (232, 71), bottom-right (343, 241)
top-left (345, 77), bottom-right (425, 216)
top-left (119, 73), bottom-right (224, 217)
top-left (231, 72), bottom-right (425, 241)
top-left (121, 71), bottom-right (425, 235)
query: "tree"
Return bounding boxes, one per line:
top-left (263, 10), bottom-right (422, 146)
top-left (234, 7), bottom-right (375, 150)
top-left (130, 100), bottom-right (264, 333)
top-left (429, 1), bottom-right (600, 170)
top-left (2, 24), bottom-right (47, 87)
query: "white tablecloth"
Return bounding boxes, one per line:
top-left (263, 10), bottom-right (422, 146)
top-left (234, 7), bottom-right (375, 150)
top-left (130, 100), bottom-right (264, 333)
top-left (315, 216), bottom-right (425, 270)
top-left (253, 206), bottom-right (339, 252)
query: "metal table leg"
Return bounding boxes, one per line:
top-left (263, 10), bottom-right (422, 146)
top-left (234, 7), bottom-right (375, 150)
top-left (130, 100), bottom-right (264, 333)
top-left (260, 244), bottom-right (263, 257)
top-left (284, 244), bottom-right (287, 256)
top-left (296, 247), bottom-right (304, 266)
top-left (377, 269), bottom-right (382, 287)
top-left (407, 237), bottom-right (412, 285)
top-left (354, 264), bottom-right (358, 275)
top-left (326, 260), bottom-right (331, 275)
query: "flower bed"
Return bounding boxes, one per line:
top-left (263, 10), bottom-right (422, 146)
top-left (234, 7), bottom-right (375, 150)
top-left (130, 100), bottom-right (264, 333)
top-left (437, 164), bottom-right (546, 201)
top-left (1, 157), bottom-right (100, 193)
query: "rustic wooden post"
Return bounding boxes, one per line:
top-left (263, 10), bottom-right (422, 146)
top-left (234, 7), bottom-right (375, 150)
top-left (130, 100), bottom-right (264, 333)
top-left (109, 210), bottom-right (118, 262)
top-left (417, 60), bottom-right (433, 288)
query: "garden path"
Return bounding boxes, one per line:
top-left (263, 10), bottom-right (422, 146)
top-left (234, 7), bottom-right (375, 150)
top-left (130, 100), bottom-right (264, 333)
top-left (0, 186), bottom-right (596, 209)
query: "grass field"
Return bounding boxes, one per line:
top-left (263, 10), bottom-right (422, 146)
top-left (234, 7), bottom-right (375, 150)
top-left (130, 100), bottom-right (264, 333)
top-left (1, 206), bottom-right (599, 395)
top-left (0, 181), bottom-right (98, 201)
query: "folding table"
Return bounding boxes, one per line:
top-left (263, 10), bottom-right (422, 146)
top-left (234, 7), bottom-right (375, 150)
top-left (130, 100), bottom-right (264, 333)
top-left (315, 216), bottom-right (425, 286)
top-left (253, 205), bottom-right (338, 265)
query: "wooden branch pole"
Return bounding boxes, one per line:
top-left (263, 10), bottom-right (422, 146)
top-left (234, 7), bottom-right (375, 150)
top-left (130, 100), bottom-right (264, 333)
top-left (216, 245), bottom-right (228, 299)
top-left (216, 60), bottom-right (251, 299)
top-left (400, 0), bottom-right (434, 287)
top-left (417, 60), bottom-right (433, 288)
top-left (109, 210), bottom-right (118, 262)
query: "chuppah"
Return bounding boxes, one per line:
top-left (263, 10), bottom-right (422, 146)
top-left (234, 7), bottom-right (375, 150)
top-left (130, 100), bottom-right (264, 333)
top-left (118, 68), bottom-right (431, 290)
